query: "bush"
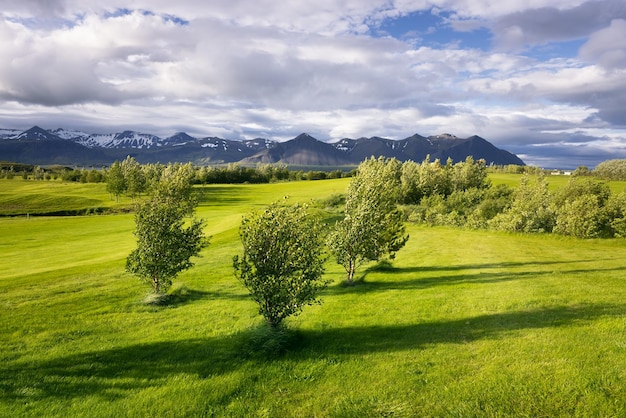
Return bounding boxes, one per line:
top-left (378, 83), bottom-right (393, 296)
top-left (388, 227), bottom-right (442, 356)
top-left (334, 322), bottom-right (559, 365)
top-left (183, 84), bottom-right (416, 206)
top-left (490, 175), bottom-right (555, 233)
top-left (594, 159), bottom-right (626, 180)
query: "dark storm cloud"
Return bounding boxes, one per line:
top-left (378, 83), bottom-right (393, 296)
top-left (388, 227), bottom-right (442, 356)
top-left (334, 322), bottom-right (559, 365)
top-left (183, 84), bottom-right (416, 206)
top-left (493, 0), bottom-right (626, 49)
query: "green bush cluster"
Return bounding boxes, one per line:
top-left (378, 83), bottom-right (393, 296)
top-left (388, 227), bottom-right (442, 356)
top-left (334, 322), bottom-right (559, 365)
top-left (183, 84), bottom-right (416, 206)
top-left (403, 164), bottom-right (626, 238)
top-left (593, 159), bottom-right (626, 180)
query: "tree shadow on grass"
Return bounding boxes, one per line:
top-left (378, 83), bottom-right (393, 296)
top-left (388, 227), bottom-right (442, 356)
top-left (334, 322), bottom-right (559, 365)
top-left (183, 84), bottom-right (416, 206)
top-left (326, 259), bottom-right (625, 294)
top-left (2, 303), bottom-right (623, 402)
top-left (142, 287), bottom-right (249, 307)
top-left (196, 185), bottom-right (250, 206)
top-left (295, 303), bottom-right (626, 355)
top-left (367, 258), bottom-right (616, 275)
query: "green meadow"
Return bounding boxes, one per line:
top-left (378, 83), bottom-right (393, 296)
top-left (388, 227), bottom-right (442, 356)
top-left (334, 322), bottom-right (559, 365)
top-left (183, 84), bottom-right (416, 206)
top-left (1, 176), bottom-right (626, 417)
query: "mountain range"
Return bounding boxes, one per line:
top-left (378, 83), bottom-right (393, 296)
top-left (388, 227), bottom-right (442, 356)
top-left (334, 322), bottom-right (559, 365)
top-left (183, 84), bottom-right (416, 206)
top-left (0, 126), bottom-right (525, 167)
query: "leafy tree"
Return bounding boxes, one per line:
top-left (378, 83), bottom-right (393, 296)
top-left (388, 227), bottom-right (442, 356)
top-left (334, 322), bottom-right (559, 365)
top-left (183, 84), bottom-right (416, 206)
top-left (401, 156), bottom-right (489, 204)
top-left (553, 194), bottom-right (606, 238)
top-left (233, 201), bottom-right (327, 328)
top-left (121, 156), bottom-right (146, 201)
top-left (400, 159), bottom-right (422, 204)
top-left (606, 192), bottom-right (626, 237)
top-left (328, 157), bottom-right (408, 284)
top-left (450, 156), bottom-right (490, 192)
top-left (594, 159), bottom-right (626, 180)
top-left (154, 163), bottom-right (197, 212)
top-left (490, 175), bottom-right (555, 233)
top-left (468, 184), bottom-right (514, 227)
top-left (126, 166), bottom-right (209, 294)
top-left (552, 178), bottom-right (612, 238)
top-left (573, 165), bottom-right (591, 176)
top-left (106, 160), bottom-right (126, 202)
top-left (552, 178), bottom-right (611, 209)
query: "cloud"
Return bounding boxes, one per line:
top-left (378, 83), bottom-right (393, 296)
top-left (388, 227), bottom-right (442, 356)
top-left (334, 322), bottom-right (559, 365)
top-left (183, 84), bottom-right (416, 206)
top-left (488, 0), bottom-right (626, 50)
top-left (1, 1), bottom-right (625, 169)
top-left (580, 18), bottom-right (626, 69)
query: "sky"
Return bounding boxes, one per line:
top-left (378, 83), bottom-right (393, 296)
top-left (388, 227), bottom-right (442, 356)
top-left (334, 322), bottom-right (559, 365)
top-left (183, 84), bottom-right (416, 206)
top-left (1, 1), bottom-right (626, 168)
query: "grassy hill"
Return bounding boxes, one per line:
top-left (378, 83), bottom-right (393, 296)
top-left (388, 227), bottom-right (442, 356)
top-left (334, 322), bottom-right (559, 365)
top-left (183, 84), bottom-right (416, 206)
top-left (1, 177), bottom-right (626, 416)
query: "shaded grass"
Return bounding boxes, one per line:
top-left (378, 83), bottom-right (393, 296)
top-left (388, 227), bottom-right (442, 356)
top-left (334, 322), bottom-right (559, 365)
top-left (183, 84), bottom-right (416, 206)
top-left (1, 179), bottom-right (626, 416)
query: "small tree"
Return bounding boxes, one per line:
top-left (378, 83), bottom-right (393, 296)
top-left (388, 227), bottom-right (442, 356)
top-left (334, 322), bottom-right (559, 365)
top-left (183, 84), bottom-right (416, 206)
top-left (106, 160), bottom-right (126, 202)
top-left (121, 156), bottom-right (146, 201)
top-left (233, 201), bottom-right (327, 328)
top-left (328, 157), bottom-right (409, 284)
top-left (126, 166), bottom-right (209, 294)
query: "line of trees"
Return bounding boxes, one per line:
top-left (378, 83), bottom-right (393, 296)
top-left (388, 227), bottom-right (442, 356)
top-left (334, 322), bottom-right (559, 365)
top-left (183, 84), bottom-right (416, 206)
top-left (126, 156), bottom-right (409, 330)
top-left (0, 164), bottom-right (106, 182)
top-left (105, 157), bottom-right (352, 202)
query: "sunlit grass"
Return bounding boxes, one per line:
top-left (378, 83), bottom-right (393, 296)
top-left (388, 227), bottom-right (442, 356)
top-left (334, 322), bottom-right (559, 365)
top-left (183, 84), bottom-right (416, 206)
top-left (1, 177), bottom-right (626, 416)
top-left (489, 172), bottom-right (626, 193)
top-left (0, 178), bottom-right (133, 215)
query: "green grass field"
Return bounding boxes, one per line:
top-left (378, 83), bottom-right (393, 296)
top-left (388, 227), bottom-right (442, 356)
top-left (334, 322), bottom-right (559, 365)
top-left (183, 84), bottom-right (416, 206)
top-left (1, 177), bottom-right (626, 417)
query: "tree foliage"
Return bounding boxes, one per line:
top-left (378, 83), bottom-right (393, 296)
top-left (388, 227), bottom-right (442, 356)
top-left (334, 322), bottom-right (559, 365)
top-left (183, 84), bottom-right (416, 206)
top-left (121, 156), bottom-right (146, 200)
top-left (106, 160), bottom-right (126, 202)
top-left (490, 175), bottom-right (556, 233)
top-left (328, 157), bottom-right (409, 284)
top-left (126, 164), bottom-right (209, 294)
top-left (233, 201), bottom-right (327, 328)
top-left (594, 159), bottom-right (626, 180)
top-left (400, 156), bottom-right (489, 204)
top-left (553, 178), bottom-right (615, 238)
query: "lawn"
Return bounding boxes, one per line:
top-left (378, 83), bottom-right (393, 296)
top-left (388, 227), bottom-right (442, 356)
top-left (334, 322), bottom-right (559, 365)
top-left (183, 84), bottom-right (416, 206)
top-left (1, 178), bottom-right (626, 417)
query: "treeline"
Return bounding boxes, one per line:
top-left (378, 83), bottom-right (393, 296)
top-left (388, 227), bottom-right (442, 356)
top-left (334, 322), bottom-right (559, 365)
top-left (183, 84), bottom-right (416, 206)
top-left (103, 157), bottom-right (351, 201)
top-left (0, 159), bottom-right (349, 184)
top-left (0, 162), bottom-right (106, 182)
top-left (395, 157), bottom-right (626, 239)
top-left (194, 163), bottom-right (346, 183)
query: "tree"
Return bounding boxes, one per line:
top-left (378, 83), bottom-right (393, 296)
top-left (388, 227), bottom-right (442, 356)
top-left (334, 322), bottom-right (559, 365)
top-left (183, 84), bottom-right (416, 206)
top-left (552, 178), bottom-right (612, 238)
top-left (121, 156), bottom-right (146, 201)
top-left (126, 166), bottom-right (209, 294)
top-left (553, 194), bottom-right (605, 238)
top-left (490, 175), bottom-right (555, 233)
top-left (328, 157), bottom-right (408, 284)
top-left (594, 159), bottom-right (626, 180)
top-left (106, 160), bottom-right (126, 202)
top-left (233, 201), bottom-right (327, 328)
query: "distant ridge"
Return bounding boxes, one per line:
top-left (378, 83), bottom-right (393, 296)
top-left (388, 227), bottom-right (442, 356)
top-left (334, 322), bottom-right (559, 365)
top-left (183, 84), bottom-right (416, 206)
top-left (0, 126), bottom-right (525, 166)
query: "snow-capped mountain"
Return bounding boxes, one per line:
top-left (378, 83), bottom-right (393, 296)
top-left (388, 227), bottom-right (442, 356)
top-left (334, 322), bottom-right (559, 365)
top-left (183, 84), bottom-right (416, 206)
top-left (0, 126), bottom-right (525, 167)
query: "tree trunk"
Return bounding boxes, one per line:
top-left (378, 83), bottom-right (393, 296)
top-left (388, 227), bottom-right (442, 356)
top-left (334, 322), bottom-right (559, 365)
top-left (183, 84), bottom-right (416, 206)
top-left (152, 276), bottom-right (160, 293)
top-left (346, 260), bottom-right (355, 285)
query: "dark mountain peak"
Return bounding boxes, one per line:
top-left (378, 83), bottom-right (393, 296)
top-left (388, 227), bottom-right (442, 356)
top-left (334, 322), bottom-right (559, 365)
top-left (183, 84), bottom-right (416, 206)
top-left (16, 126), bottom-right (62, 141)
top-left (292, 133), bottom-right (318, 143)
top-left (241, 133), bottom-right (351, 165)
top-left (165, 132), bottom-right (196, 145)
top-left (405, 133), bottom-right (428, 140)
top-left (169, 131), bottom-right (195, 139)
